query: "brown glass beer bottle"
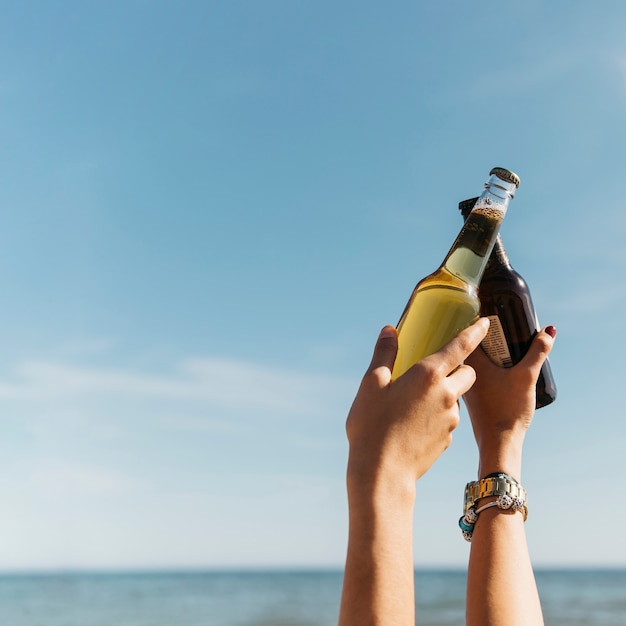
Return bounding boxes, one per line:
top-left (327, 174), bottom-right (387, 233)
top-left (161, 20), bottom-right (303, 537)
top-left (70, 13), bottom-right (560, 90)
top-left (459, 198), bottom-right (557, 409)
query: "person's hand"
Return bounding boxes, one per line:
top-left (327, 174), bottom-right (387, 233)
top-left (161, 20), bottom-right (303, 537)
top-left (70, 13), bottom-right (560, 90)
top-left (339, 318), bottom-right (489, 626)
top-left (345, 318), bottom-right (490, 495)
top-left (462, 326), bottom-right (556, 479)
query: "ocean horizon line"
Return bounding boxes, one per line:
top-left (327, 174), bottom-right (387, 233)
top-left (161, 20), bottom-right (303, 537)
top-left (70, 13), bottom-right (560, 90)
top-left (1, 564), bottom-right (624, 576)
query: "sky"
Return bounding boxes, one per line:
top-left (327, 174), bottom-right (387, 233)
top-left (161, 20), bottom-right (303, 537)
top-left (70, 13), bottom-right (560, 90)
top-left (0, 0), bottom-right (625, 571)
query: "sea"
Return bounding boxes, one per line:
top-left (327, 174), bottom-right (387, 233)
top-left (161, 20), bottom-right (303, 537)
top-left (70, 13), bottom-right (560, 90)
top-left (0, 569), bottom-right (624, 625)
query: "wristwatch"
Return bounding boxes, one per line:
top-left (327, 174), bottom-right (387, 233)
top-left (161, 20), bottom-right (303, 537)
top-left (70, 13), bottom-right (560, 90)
top-left (464, 473), bottom-right (527, 514)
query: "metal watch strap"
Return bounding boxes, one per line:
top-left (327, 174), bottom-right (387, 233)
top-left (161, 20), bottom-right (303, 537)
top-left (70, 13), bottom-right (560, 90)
top-left (463, 476), bottom-right (527, 514)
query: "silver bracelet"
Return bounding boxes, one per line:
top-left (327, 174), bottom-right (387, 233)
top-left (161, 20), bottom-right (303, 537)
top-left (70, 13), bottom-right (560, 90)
top-left (459, 492), bottom-right (528, 542)
top-left (476, 494), bottom-right (527, 516)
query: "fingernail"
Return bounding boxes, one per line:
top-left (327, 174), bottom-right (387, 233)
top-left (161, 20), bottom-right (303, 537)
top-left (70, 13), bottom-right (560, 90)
top-left (479, 317), bottom-right (490, 329)
top-left (545, 325), bottom-right (557, 338)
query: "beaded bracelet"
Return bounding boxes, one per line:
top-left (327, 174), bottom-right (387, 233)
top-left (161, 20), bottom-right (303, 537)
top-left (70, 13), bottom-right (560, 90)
top-left (477, 494), bottom-right (528, 520)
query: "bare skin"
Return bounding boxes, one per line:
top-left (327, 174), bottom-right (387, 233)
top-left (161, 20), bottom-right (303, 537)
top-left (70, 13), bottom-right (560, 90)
top-left (339, 319), bottom-right (490, 626)
top-left (464, 326), bottom-right (556, 626)
top-left (338, 320), bottom-right (556, 626)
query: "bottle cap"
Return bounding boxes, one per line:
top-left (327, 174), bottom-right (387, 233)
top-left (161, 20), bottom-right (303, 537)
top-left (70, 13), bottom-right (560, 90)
top-left (458, 197), bottom-right (479, 216)
top-left (490, 167), bottom-right (521, 188)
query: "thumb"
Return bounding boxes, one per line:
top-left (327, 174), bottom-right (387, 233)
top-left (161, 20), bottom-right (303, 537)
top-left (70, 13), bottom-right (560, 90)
top-left (520, 325), bottom-right (557, 376)
top-left (366, 325), bottom-right (398, 375)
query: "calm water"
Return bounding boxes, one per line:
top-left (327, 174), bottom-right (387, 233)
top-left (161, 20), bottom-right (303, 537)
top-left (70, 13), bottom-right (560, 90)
top-left (0, 569), bottom-right (624, 625)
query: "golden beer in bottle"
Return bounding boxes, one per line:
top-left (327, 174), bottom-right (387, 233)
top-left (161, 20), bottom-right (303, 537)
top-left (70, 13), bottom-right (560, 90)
top-left (392, 168), bottom-right (520, 380)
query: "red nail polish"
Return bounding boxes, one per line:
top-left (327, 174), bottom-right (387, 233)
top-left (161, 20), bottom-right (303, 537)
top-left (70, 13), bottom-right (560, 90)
top-left (545, 325), bottom-right (557, 338)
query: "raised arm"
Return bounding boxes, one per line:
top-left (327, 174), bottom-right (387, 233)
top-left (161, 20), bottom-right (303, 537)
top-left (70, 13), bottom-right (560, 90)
top-left (462, 326), bottom-right (556, 626)
top-left (339, 318), bottom-right (489, 626)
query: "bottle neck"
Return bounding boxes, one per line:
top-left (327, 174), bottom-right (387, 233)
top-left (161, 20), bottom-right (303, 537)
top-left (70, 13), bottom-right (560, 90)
top-left (487, 235), bottom-right (511, 269)
top-left (443, 173), bottom-right (516, 286)
top-left (460, 197), bottom-right (512, 270)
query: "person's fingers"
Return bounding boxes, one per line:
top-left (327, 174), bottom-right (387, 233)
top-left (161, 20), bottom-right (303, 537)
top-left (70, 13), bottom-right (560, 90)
top-left (447, 363), bottom-right (478, 396)
top-left (365, 325), bottom-right (399, 375)
top-left (464, 337), bottom-right (495, 370)
top-left (519, 325), bottom-right (556, 377)
top-left (425, 317), bottom-right (490, 375)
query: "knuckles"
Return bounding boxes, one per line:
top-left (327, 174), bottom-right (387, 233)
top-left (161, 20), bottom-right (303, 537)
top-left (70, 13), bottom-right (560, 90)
top-left (410, 359), bottom-right (441, 385)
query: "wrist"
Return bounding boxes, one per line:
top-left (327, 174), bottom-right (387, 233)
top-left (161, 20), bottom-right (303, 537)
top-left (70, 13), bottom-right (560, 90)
top-left (347, 453), bottom-right (417, 510)
top-left (477, 434), bottom-right (524, 481)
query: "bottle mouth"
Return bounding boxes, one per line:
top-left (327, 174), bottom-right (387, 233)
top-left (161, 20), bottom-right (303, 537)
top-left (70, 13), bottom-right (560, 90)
top-left (490, 167), bottom-right (521, 188)
top-left (484, 177), bottom-right (516, 200)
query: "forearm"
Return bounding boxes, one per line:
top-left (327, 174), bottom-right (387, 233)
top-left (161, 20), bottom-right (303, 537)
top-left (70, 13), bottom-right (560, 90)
top-left (463, 325), bottom-right (555, 625)
top-left (338, 321), bottom-right (490, 625)
top-left (466, 445), bottom-right (543, 626)
top-left (467, 505), bottom-right (542, 625)
top-left (339, 467), bottom-right (416, 626)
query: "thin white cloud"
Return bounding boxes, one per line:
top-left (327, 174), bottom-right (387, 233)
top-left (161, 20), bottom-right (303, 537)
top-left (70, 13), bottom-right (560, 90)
top-left (460, 45), bottom-right (626, 103)
top-left (158, 413), bottom-right (242, 434)
top-left (0, 355), bottom-right (353, 416)
top-left (56, 336), bottom-right (118, 357)
top-left (26, 458), bottom-right (141, 498)
top-left (457, 54), bottom-right (580, 102)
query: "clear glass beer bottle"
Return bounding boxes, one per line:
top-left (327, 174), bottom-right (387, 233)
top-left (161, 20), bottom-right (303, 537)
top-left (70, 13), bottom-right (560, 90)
top-left (392, 167), bottom-right (520, 380)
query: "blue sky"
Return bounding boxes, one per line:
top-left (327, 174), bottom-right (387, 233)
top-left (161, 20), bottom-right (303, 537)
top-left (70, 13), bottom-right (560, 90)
top-left (1, 0), bottom-right (625, 570)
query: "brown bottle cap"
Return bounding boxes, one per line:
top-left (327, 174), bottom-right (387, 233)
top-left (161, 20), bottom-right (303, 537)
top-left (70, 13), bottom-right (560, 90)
top-left (490, 167), bottom-right (521, 188)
